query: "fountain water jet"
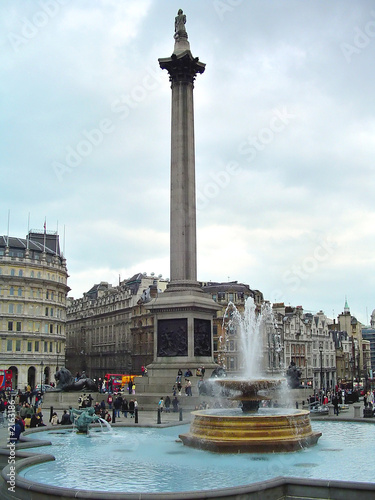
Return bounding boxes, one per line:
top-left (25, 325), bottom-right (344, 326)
top-left (179, 297), bottom-right (321, 452)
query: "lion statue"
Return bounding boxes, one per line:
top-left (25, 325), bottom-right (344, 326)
top-left (54, 367), bottom-right (97, 392)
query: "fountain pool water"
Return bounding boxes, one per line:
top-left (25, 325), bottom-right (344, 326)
top-left (19, 422), bottom-right (375, 494)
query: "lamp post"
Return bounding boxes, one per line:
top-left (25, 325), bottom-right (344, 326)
top-left (349, 357), bottom-right (354, 390)
top-left (56, 343), bottom-right (61, 373)
top-left (319, 343), bottom-right (323, 402)
top-left (40, 360), bottom-right (44, 394)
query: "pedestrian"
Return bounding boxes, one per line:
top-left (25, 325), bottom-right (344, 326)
top-left (332, 394), bottom-right (339, 416)
top-left (129, 399), bottom-right (135, 418)
top-left (10, 416), bottom-right (24, 443)
top-left (50, 412), bottom-right (59, 425)
top-left (114, 396), bottom-right (122, 418)
top-left (158, 397), bottom-right (164, 412)
top-left (60, 410), bottom-right (71, 425)
top-left (172, 396), bottom-right (179, 412)
top-left (165, 395), bottom-right (171, 413)
top-left (122, 398), bottom-right (128, 418)
top-left (107, 394), bottom-right (113, 409)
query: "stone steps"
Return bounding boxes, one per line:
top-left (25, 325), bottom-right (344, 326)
top-left (42, 391), bottom-right (215, 412)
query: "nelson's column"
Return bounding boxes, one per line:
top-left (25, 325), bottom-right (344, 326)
top-left (146, 10), bottom-right (221, 382)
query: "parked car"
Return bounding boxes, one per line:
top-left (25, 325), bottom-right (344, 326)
top-left (309, 405), bottom-right (329, 415)
top-left (35, 384), bottom-right (54, 393)
top-left (308, 401), bottom-right (329, 415)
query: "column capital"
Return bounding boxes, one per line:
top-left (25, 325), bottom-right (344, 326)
top-left (159, 51), bottom-right (205, 86)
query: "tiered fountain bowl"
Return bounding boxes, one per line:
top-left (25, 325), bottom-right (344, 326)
top-left (179, 378), bottom-right (322, 453)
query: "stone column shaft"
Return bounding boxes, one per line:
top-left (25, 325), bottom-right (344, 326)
top-left (170, 79), bottom-right (197, 282)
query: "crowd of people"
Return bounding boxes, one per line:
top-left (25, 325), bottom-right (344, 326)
top-left (76, 392), bottom-right (139, 420)
top-left (157, 367), bottom-right (207, 414)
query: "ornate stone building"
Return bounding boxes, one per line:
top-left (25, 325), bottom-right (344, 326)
top-left (0, 231), bottom-right (69, 390)
top-left (201, 281), bottom-right (264, 373)
top-left (65, 274), bottom-right (168, 379)
top-left (273, 304), bottom-right (336, 391)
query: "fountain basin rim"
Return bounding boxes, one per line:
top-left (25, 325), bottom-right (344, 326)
top-left (191, 408), bottom-right (311, 418)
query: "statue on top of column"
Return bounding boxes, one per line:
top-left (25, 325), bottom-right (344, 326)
top-left (175, 9), bottom-right (187, 38)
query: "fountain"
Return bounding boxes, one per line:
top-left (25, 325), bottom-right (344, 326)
top-left (69, 407), bottom-right (102, 434)
top-left (179, 297), bottom-right (322, 452)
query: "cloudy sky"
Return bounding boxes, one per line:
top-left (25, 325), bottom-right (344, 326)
top-left (1, 0), bottom-right (374, 324)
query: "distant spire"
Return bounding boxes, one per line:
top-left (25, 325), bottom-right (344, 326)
top-left (344, 297), bottom-right (350, 314)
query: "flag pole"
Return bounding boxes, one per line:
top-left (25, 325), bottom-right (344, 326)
top-left (27, 212), bottom-right (30, 249)
top-left (43, 217), bottom-right (46, 251)
top-left (7, 209), bottom-right (10, 246)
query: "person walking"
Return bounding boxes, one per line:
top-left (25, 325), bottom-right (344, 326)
top-left (332, 394), bottom-right (339, 416)
top-left (172, 396), bottom-right (179, 412)
top-left (165, 395), bottom-right (171, 413)
top-left (106, 394), bottom-right (113, 410)
top-left (114, 395), bottom-right (122, 418)
top-left (122, 398), bottom-right (128, 418)
top-left (129, 399), bottom-right (135, 418)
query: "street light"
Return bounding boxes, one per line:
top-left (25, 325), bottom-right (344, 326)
top-left (40, 360), bottom-right (44, 393)
top-left (319, 343), bottom-right (323, 400)
top-left (349, 357), bottom-right (354, 390)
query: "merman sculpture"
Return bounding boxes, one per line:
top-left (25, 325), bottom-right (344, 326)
top-left (70, 407), bottom-right (100, 434)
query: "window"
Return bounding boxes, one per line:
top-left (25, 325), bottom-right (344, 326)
top-left (8, 321), bottom-right (13, 331)
top-left (27, 341), bottom-right (32, 352)
top-left (44, 342), bottom-right (48, 352)
top-left (16, 322), bottom-right (21, 332)
top-left (18, 287), bottom-right (22, 296)
top-left (7, 340), bottom-right (12, 351)
top-left (9, 287), bottom-right (14, 296)
top-left (45, 307), bottom-right (49, 316)
top-left (18, 270), bottom-right (23, 277)
top-left (50, 324), bottom-right (53, 334)
top-left (35, 341), bottom-right (39, 352)
top-left (30, 271), bottom-right (34, 278)
top-left (10, 269), bottom-right (15, 276)
top-left (8, 304), bottom-right (14, 313)
top-left (50, 342), bottom-right (53, 353)
top-left (15, 340), bottom-right (21, 352)
top-left (17, 304), bottom-right (22, 314)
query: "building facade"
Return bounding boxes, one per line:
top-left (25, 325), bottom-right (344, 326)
top-left (65, 274), bottom-right (168, 379)
top-left (0, 231), bottom-right (69, 390)
top-left (273, 304), bottom-right (336, 391)
top-left (201, 281), bottom-right (265, 373)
